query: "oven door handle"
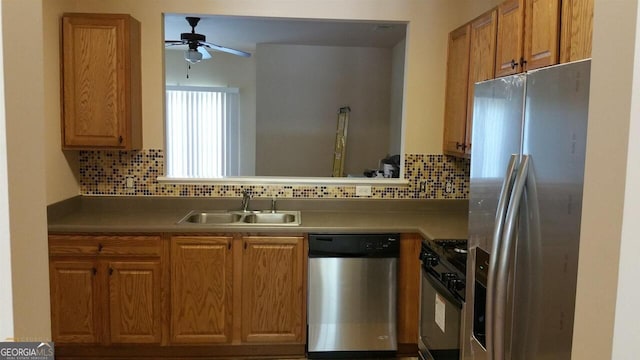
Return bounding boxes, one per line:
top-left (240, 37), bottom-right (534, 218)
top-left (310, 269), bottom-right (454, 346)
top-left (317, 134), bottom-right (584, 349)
top-left (422, 267), bottom-right (463, 309)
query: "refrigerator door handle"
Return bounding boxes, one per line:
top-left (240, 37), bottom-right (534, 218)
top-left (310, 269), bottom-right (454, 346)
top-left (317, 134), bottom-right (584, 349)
top-left (486, 154), bottom-right (519, 360)
top-left (494, 155), bottom-right (530, 360)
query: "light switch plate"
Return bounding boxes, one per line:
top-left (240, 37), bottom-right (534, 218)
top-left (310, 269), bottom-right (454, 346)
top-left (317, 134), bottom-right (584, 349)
top-left (355, 185), bottom-right (372, 197)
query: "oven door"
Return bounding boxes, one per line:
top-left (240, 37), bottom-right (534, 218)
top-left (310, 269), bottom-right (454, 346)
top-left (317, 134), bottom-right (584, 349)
top-left (419, 267), bottom-right (463, 360)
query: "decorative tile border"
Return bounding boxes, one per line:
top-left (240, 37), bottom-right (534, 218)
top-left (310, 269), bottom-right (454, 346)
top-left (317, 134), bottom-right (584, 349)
top-left (79, 150), bottom-right (470, 199)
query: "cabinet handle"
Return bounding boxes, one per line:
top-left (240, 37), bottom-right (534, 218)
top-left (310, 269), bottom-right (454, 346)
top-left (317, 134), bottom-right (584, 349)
top-left (118, 136), bottom-right (123, 144)
top-left (456, 142), bottom-right (467, 150)
top-left (510, 59), bottom-right (518, 69)
top-left (519, 57), bottom-right (528, 68)
top-left (228, 242), bottom-right (231, 250)
top-left (244, 242), bottom-right (247, 250)
top-left (109, 268), bottom-right (114, 276)
top-left (92, 268), bottom-right (97, 276)
top-left (98, 243), bottom-right (103, 252)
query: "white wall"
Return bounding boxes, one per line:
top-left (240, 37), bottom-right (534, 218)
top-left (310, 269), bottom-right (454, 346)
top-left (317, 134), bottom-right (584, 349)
top-left (255, 44), bottom-right (391, 177)
top-left (0, 0), bottom-right (15, 341)
top-left (165, 49), bottom-right (257, 175)
top-left (2, 0), bottom-right (51, 340)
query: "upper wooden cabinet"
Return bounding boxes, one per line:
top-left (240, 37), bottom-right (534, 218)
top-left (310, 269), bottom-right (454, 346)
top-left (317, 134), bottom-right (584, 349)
top-left (466, 10), bottom-right (498, 156)
top-left (443, 24), bottom-right (471, 157)
top-left (443, 10), bottom-right (496, 157)
top-left (495, 0), bottom-right (525, 76)
top-left (560, 0), bottom-right (594, 62)
top-left (443, 0), bottom-right (592, 158)
top-left (61, 13), bottom-right (142, 150)
top-left (495, 0), bottom-right (561, 77)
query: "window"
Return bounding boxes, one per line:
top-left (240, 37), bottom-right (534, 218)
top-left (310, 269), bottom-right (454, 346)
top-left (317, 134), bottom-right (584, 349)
top-left (165, 86), bottom-right (239, 178)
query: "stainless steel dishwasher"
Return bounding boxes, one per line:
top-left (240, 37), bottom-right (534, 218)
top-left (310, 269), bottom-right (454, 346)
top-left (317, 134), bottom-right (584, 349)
top-left (307, 233), bottom-right (400, 358)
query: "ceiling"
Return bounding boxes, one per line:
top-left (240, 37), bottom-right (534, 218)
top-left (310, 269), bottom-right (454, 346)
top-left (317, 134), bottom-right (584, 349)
top-left (164, 14), bottom-right (407, 54)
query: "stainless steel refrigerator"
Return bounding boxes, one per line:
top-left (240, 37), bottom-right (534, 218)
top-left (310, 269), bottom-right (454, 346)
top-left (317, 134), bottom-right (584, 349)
top-left (462, 60), bottom-right (591, 360)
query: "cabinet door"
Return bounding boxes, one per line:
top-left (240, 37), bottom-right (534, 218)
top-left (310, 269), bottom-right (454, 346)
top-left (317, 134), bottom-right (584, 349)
top-left (467, 10), bottom-right (498, 155)
top-left (61, 14), bottom-right (141, 149)
top-left (170, 236), bottom-right (233, 344)
top-left (560, 0), bottom-right (594, 62)
top-left (108, 261), bottom-right (162, 344)
top-left (241, 236), bottom-right (304, 343)
top-left (50, 259), bottom-right (100, 344)
top-left (524, 0), bottom-right (561, 71)
top-left (396, 234), bottom-right (422, 344)
top-left (443, 24), bottom-right (471, 157)
top-left (495, 0), bottom-right (525, 77)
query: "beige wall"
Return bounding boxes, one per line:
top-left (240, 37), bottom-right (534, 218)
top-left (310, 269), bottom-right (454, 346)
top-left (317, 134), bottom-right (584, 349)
top-left (0, 0), bottom-right (15, 341)
top-left (43, 0), bottom-right (79, 205)
top-left (53, 0), bottom-right (495, 151)
top-left (255, 44), bottom-right (392, 177)
top-left (2, 0), bottom-right (51, 341)
top-left (43, 0), bottom-right (503, 202)
top-left (572, 0), bottom-right (640, 358)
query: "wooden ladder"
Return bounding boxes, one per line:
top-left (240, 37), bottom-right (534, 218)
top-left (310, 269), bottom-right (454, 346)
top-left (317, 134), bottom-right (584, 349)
top-left (332, 106), bottom-right (351, 177)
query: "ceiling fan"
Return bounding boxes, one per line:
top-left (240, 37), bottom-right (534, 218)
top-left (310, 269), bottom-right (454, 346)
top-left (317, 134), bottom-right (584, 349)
top-left (165, 17), bottom-right (251, 64)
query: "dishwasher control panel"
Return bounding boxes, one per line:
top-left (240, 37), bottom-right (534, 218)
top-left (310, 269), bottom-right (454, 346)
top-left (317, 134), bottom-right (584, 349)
top-left (309, 233), bottom-right (400, 257)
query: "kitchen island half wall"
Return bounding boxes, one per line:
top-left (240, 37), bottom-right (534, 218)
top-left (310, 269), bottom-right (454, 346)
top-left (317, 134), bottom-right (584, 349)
top-left (78, 151), bottom-right (470, 200)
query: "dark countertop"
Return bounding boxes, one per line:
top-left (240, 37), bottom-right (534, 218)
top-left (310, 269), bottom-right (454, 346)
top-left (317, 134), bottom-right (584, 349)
top-left (47, 196), bottom-right (470, 240)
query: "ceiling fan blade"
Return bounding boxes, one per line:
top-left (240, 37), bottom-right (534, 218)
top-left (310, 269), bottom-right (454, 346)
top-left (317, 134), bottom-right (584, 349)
top-left (165, 40), bottom-right (185, 47)
top-left (202, 42), bottom-right (251, 58)
top-left (197, 46), bottom-right (212, 60)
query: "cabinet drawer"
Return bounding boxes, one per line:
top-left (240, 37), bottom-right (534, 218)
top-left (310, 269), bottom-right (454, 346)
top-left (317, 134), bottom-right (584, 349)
top-left (49, 235), bottom-right (161, 257)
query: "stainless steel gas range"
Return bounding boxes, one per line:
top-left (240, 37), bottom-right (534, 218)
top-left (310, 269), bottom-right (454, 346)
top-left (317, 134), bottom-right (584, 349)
top-left (418, 239), bottom-right (467, 360)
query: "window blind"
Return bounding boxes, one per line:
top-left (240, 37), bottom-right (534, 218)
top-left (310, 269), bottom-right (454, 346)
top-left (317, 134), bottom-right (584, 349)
top-left (165, 86), bottom-right (239, 178)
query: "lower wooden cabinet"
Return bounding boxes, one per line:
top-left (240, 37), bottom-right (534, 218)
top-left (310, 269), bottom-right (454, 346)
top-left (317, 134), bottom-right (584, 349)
top-left (170, 236), bottom-right (233, 344)
top-left (241, 236), bottom-right (304, 343)
top-left (50, 232), bottom-right (417, 357)
top-left (49, 235), bottom-right (163, 345)
top-left (49, 260), bottom-right (101, 343)
top-left (168, 235), bottom-right (305, 346)
top-left (108, 260), bottom-right (162, 343)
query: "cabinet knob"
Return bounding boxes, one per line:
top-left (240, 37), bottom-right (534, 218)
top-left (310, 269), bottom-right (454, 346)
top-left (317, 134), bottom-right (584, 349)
top-left (118, 136), bottom-right (123, 144)
top-left (109, 268), bottom-right (114, 276)
top-left (456, 142), bottom-right (467, 150)
top-left (510, 59), bottom-right (518, 69)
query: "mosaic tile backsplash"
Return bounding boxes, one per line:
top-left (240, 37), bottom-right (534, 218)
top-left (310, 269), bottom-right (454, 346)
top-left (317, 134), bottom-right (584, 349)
top-left (79, 150), bottom-right (470, 199)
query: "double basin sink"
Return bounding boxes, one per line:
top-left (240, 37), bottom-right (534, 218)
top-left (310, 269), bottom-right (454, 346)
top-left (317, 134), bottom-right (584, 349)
top-left (178, 210), bottom-right (301, 226)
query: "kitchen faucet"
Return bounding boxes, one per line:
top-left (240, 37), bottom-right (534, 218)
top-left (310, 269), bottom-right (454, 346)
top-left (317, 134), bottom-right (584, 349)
top-left (241, 190), bottom-right (252, 212)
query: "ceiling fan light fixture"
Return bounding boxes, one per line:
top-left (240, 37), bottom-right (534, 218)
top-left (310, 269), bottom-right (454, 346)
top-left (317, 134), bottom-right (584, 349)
top-left (184, 49), bottom-right (203, 64)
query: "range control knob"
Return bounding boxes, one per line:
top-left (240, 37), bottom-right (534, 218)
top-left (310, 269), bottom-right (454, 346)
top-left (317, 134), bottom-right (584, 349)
top-left (442, 272), bottom-right (458, 282)
top-left (449, 278), bottom-right (466, 291)
top-left (425, 253), bottom-right (439, 266)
